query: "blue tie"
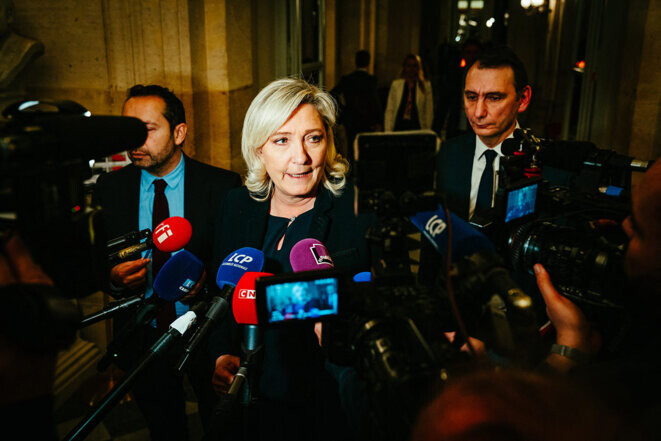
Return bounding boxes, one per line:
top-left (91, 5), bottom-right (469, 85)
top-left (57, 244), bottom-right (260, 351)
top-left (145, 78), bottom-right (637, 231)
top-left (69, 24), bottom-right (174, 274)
top-left (476, 149), bottom-right (497, 212)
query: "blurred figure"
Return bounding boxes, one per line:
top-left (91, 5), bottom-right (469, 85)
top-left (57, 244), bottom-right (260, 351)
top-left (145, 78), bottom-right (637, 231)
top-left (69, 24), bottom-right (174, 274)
top-left (384, 54), bottom-right (433, 132)
top-left (411, 370), bottom-right (622, 441)
top-left (331, 50), bottom-right (382, 156)
top-left (434, 38), bottom-right (483, 138)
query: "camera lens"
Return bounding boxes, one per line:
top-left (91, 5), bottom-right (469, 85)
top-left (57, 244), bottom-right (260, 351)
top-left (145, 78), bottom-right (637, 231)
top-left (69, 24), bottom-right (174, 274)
top-left (508, 222), bottom-right (625, 308)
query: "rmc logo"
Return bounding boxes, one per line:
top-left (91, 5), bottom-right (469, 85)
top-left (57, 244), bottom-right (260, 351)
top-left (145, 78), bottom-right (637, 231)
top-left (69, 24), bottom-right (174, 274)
top-left (238, 289), bottom-right (256, 299)
top-left (425, 214), bottom-right (447, 238)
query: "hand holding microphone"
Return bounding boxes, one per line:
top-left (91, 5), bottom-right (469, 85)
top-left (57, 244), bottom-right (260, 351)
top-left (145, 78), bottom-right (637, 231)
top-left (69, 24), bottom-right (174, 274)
top-left (109, 216), bottom-right (193, 290)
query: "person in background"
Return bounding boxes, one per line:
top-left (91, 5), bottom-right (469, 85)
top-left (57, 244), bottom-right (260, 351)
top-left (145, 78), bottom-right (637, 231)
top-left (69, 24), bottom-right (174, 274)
top-left (330, 49), bottom-right (382, 155)
top-left (384, 53), bottom-right (433, 132)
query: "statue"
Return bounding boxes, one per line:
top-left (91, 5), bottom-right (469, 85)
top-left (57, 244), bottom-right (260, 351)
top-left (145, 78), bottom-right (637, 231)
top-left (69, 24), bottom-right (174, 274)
top-left (0, 0), bottom-right (44, 92)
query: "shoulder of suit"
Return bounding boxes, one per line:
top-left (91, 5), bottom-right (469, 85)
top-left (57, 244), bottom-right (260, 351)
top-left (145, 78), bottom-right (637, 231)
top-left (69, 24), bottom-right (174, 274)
top-left (95, 163), bottom-right (138, 187)
top-left (444, 133), bottom-right (474, 149)
top-left (185, 156), bottom-right (241, 183)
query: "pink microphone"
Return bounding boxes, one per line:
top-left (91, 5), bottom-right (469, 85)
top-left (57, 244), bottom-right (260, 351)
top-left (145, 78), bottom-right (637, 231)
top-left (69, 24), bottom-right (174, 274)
top-left (289, 238), bottom-right (334, 272)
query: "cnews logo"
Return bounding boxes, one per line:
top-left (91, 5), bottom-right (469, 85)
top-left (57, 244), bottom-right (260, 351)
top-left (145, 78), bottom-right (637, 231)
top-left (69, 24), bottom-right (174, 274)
top-left (154, 223), bottom-right (173, 244)
top-left (425, 214), bottom-right (447, 238)
top-left (238, 289), bottom-right (256, 299)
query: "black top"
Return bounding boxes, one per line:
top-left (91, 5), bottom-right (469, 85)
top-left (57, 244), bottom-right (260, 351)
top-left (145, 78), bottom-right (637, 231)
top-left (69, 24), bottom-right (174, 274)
top-left (208, 186), bottom-right (372, 440)
top-left (394, 81), bottom-right (421, 131)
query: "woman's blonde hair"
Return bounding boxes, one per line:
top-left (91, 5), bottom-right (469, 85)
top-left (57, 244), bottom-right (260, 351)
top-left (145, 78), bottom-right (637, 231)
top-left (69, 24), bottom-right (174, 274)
top-left (400, 53), bottom-right (426, 92)
top-left (242, 77), bottom-right (349, 201)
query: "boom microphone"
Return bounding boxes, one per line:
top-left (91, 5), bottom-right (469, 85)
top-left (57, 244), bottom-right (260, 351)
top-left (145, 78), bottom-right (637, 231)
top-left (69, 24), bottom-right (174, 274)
top-left (2, 114), bottom-right (148, 164)
top-left (175, 247), bottom-right (265, 373)
top-left (502, 129), bottom-right (652, 172)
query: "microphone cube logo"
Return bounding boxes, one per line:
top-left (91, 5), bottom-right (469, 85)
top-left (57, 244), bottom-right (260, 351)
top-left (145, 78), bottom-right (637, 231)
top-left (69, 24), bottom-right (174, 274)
top-left (425, 214), bottom-right (447, 238)
top-left (179, 278), bottom-right (196, 293)
top-left (238, 289), bottom-right (256, 299)
top-left (311, 243), bottom-right (333, 266)
top-left (154, 223), bottom-right (174, 244)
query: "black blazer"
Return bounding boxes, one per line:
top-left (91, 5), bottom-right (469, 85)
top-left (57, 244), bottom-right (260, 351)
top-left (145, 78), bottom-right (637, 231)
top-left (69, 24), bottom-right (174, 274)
top-left (436, 133), bottom-right (476, 221)
top-left (211, 186), bottom-right (372, 276)
top-left (94, 154), bottom-right (242, 270)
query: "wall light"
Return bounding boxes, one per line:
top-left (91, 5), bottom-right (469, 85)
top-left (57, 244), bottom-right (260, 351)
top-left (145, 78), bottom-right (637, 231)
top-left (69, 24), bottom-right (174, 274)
top-left (521, 0), bottom-right (549, 14)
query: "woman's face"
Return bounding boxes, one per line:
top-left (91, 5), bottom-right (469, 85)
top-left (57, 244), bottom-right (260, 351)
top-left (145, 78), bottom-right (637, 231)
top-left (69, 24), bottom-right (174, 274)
top-left (259, 103), bottom-right (327, 201)
top-left (403, 57), bottom-right (419, 81)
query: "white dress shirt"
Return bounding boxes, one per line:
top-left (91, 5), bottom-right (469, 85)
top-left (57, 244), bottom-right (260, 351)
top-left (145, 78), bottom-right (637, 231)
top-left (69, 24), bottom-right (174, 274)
top-left (468, 129), bottom-right (517, 219)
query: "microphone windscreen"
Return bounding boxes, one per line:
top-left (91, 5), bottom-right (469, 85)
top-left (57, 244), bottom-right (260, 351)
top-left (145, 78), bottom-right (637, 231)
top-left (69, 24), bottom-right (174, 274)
top-left (353, 271), bottom-right (372, 283)
top-left (290, 238), bottom-right (334, 272)
top-left (152, 217), bottom-right (192, 252)
top-left (216, 247), bottom-right (265, 289)
top-left (410, 205), bottom-right (495, 260)
top-left (232, 272), bottom-right (273, 325)
top-left (153, 250), bottom-right (204, 302)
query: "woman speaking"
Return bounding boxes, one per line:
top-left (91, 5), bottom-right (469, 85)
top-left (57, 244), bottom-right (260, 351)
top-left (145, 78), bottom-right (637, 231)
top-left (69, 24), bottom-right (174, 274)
top-left (208, 78), bottom-right (370, 441)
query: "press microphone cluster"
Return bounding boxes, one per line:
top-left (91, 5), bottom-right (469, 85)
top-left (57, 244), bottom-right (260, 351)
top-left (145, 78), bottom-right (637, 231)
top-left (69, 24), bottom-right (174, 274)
top-left (176, 247), bottom-right (265, 374)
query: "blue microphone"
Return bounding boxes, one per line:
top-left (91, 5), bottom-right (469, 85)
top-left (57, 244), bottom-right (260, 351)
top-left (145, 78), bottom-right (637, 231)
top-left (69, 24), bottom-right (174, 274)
top-left (153, 250), bottom-right (204, 301)
top-left (216, 247), bottom-right (265, 289)
top-left (410, 204), bottom-right (495, 261)
top-left (176, 247), bottom-right (265, 374)
top-left (353, 272), bottom-right (372, 283)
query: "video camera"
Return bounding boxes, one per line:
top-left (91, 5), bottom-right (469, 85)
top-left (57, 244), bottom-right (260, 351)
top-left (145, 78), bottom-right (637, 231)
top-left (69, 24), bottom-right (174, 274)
top-left (468, 128), bottom-right (644, 310)
top-left (0, 98), bottom-right (147, 351)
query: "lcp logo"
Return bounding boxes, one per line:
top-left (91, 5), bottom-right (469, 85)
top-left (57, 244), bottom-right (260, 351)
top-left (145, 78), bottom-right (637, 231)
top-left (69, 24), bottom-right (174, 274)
top-left (238, 289), bottom-right (256, 299)
top-left (425, 214), bottom-right (447, 238)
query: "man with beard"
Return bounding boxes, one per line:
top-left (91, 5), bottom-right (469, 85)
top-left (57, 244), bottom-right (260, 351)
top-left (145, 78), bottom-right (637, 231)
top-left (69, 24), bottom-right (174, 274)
top-left (94, 84), bottom-right (240, 440)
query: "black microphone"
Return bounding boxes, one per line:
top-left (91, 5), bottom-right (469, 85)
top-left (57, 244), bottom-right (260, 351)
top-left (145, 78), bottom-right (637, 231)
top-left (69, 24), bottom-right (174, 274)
top-left (65, 309), bottom-right (199, 441)
top-left (503, 129), bottom-right (653, 172)
top-left (2, 114), bottom-right (148, 163)
top-left (78, 295), bottom-right (143, 328)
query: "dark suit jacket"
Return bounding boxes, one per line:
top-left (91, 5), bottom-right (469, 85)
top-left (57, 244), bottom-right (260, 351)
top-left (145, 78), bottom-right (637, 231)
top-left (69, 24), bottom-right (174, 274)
top-left (94, 154), bottom-right (242, 274)
top-left (331, 70), bottom-right (382, 134)
top-left (436, 133), bottom-right (476, 221)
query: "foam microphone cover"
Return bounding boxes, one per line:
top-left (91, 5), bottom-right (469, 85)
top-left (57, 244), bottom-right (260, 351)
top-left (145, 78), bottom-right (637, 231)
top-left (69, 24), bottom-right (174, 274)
top-left (232, 272), bottom-right (273, 325)
top-left (153, 250), bottom-right (204, 302)
top-left (290, 238), bottom-right (334, 272)
top-left (410, 205), bottom-right (495, 260)
top-left (152, 217), bottom-right (193, 252)
top-left (216, 247), bottom-right (265, 289)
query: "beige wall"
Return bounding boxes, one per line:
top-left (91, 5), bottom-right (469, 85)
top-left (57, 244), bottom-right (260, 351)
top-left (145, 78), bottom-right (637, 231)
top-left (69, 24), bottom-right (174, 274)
top-left (12, 0), bottom-right (254, 172)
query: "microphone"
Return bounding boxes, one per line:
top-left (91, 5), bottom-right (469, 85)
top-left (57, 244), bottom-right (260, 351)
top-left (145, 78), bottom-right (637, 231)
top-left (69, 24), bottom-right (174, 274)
top-left (106, 228), bottom-right (151, 254)
top-left (153, 249), bottom-right (204, 301)
top-left (290, 238), bottom-right (334, 272)
top-left (502, 129), bottom-right (653, 172)
top-left (108, 216), bottom-right (192, 263)
top-left (98, 250), bottom-right (204, 371)
top-left (231, 271), bottom-right (274, 405)
top-left (2, 114), bottom-right (148, 163)
top-left (410, 205), bottom-right (495, 260)
top-left (65, 308), bottom-right (198, 441)
top-left (175, 247), bottom-right (265, 373)
top-left (78, 295), bottom-right (143, 328)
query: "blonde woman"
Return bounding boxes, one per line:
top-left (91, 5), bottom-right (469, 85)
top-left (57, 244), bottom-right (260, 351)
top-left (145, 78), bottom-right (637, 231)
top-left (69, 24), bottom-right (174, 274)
top-left (384, 53), bottom-right (434, 132)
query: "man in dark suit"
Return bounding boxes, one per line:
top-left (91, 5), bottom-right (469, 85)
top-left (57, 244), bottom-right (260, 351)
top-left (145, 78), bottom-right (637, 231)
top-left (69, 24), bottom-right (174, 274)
top-left (94, 84), bottom-right (241, 440)
top-left (331, 50), bottom-right (382, 155)
top-left (437, 46), bottom-right (531, 221)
